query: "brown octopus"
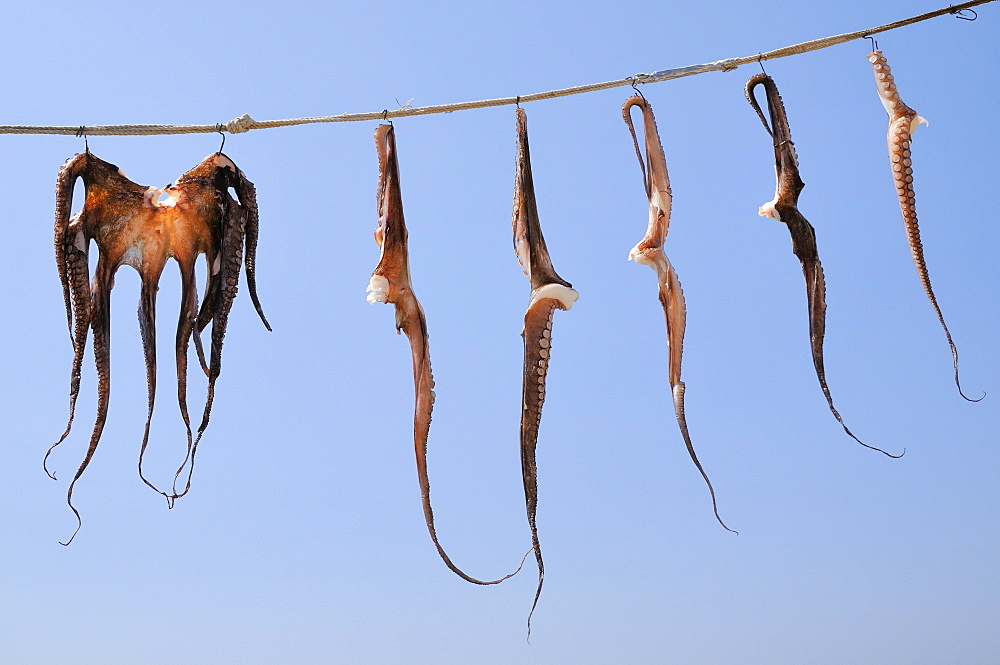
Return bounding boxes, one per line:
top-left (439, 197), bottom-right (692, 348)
top-left (622, 94), bottom-right (737, 530)
top-left (366, 123), bottom-right (528, 586)
top-left (512, 107), bottom-right (578, 635)
top-left (48, 150), bottom-right (270, 544)
top-left (745, 73), bottom-right (901, 457)
top-left (868, 49), bottom-right (980, 402)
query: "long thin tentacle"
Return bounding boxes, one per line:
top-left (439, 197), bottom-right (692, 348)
top-left (60, 262), bottom-right (115, 545)
top-left (232, 170), bottom-right (271, 331)
top-left (868, 50), bottom-right (981, 402)
top-left (623, 95), bottom-right (737, 529)
top-left (746, 73), bottom-right (903, 458)
top-left (46, 156), bottom-right (94, 480)
top-left (45, 218), bottom-right (93, 479)
top-left (136, 271), bottom-right (168, 495)
top-left (368, 122), bottom-right (530, 586)
top-left (54, 154), bottom-right (88, 341)
top-left (512, 108), bottom-right (578, 638)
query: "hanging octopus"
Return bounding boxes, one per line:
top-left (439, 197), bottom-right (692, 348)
top-left (511, 107), bottom-right (578, 635)
top-left (622, 95), bottom-right (736, 530)
top-left (48, 150), bottom-right (270, 544)
top-left (867, 49), bottom-right (980, 402)
top-left (745, 73), bottom-right (901, 458)
top-left (366, 123), bottom-right (527, 586)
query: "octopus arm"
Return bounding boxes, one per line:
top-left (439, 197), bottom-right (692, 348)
top-left (368, 123), bottom-right (528, 586)
top-left (869, 50), bottom-right (979, 401)
top-left (745, 73), bottom-right (902, 457)
top-left (622, 94), bottom-right (734, 530)
top-left (513, 108), bottom-right (578, 636)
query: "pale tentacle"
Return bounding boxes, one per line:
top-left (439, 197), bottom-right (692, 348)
top-left (623, 95), bottom-right (736, 529)
top-left (368, 123), bottom-right (529, 586)
top-left (746, 74), bottom-right (903, 458)
top-left (868, 50), bottom-right (980, 402)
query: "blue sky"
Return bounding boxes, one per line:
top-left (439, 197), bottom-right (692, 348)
top-left (0, 1), bottom-right (996, 663)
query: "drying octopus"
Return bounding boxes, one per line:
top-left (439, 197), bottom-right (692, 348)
top-left (48, 150), bottom-right (270, 544)
top-left (511, 107), bottom-right (579, 633)
top-left (622, 95), bottom-right (735, 531)
top-left (868, 49), bottom-right (979, 402)
top-left (366, 123), bottom-right (528, 586)
top-left (745, 73), bottom-right (901, 458)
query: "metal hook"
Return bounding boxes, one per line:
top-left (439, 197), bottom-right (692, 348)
top-left (515, 95), bottom-right (521, 108)
top-left (75, 126), bottom-right (89, 153)
top-left (215, 124), bottom-right (226, 153)
top-left (630, 77), bottom-right (646, 102)
top-left (864, 34), bottom-right (878, 51)
top-left (757, 52), bottom-right (768, 76)
top-left (950, 6), bottom-right (977, 20)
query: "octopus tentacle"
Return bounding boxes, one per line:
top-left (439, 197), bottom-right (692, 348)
top-left (868, 50), bottom-right (981, 402)
top-left (168, 156), bottom-right (271, 501)
top-left (171, 190), bottom-right (244, 500)
top-left (232, 170), bottom-right (271, 332)
top-left (367, 123), bottom-right (529, 586)
top-left (136, 271), bottom-right (166, 495)
top-left (622, 95), bottom-right (736, 530)
top-left (46, 155), bottom-right (96, 479)
top-left (54, 154), bottom-right (88, 341)
top-left (192, 251), bottom-right (219, 376)
top-left (513, 108), bottom-right (579, 636)
top-left (746, 73), bottom-right (903, 458)
top-left (45, 218), bottom-right (93, 479)
top-left (61, 260), bottom-right (116, 545)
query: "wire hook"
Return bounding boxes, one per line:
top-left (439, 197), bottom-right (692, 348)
top-left (757, 52), bottom-right (768, 76)
top-left (949, 6), bottom-right (978, 20)
top-left (215, 124), bottom-right (226, 153)
top-left (75, 126), bottom-right (89, 153)
top-left (864, 34), bottom-right (878, 51)
top-left (630, 77), bottom-right (646, 102)
top-left (515, 95), bottom-right (521, 108)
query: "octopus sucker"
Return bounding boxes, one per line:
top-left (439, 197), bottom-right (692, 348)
top-left (367, 123), bottom-right (529, 587)
top-left (512, 107), bottom-right (578, 637)
top-left (745, 73), bottom-right (903, 458)
top-left (49, 150), bottom-right (270, 543)
top-left (622, 94), bottom-right (738, 530)
top-left (867, 50), bottom-right (981, 402)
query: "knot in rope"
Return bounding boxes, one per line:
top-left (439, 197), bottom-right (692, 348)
top-left (225, 114), bottom-right (256, 134)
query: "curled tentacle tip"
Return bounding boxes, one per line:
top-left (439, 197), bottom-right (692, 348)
top-left (716, 517), bottom-right (738, 535)
top-left (59, 524), bottom-right (82, 546)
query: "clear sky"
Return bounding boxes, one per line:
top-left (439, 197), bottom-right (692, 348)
top-left (0, 1), bottom-right (996, 663)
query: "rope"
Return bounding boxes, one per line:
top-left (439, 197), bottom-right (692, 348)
top-left (0, 0), bottom-right (991, 138)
